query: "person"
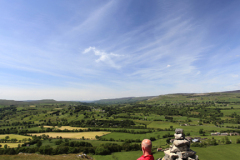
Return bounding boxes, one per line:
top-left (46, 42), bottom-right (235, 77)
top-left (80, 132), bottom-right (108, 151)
top-left (137, 139), bottom-right (154, 160)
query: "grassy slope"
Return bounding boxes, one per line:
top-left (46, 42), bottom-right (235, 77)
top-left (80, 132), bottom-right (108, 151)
top-left (0, 154), bottom-right (90, 160)
top-left (93, 144), bottom-right (240, 160)
top-left (192, 144), bottom-right (240, 160)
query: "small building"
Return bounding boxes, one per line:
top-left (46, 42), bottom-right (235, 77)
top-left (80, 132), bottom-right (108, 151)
top-left (211, 132), bottom-right (220, 136)
top-left (221, 133), bottom-right (229, 136)
top-left (157, 148), bottom-right (162, 152)
top-left (229, 132), bottom-right (239, 136)
top-left (192, 139), bottom-right (200, 143)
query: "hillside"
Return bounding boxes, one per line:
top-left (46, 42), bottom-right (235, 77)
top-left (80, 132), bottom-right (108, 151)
top-left (1, 90), bottom-right (240, 159)
top-left (93, 96), bottom-right (157, 104)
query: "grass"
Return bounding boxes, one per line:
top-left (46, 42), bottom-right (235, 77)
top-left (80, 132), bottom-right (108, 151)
top-left (147, 121), bottom-right (179, 129)
top-left (0, 153), bottom-right (90, 160)
top-left (43, 126), bottom-right (87, 130)
top-left (221, 109), bottom-right (240, 116)
top-left (101, 131), bottom-right (174, 141)
top-left (0, 143), bottom-right (23, 148)
top-left (93, 143), bottom-right (240, 160)
top-left (0, 134), bottom-right (31, 141)
top-left (192, 144), bottom-right (240, 160)
top-left (36, 139), bottom-right (124, 148)
top-left (29, 132), bottom-right (110, 139)
top-left (93, 150), bottom-right (164, 160)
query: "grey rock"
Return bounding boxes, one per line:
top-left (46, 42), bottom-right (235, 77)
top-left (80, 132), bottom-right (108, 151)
top-left (175, 128), bottom-right (183, 134)
top-left (173, 140), bottom-right (190, 147)
top-left (159, 129), bottom-right (198, 160)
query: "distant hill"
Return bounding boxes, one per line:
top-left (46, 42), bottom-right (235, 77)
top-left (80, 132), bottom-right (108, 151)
top-left (221, 90), bottom-right (240, 93)
top-left (93, 96), bottom-right (157, 104)
top-left (93, 90), bottom-right (240, 105)
top-left (1, 90), bottom-right (239, 105)
top-left (0, 99), bottom-right (82, 106)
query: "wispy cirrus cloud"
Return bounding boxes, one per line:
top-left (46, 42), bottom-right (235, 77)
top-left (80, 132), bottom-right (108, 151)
top-left (82, 46), bottom-right (123, 69)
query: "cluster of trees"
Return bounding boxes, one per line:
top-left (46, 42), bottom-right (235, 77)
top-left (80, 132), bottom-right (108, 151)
top-left (0, 145), bottom-right (95, 155)
top-left (69, 119), bottom-right (136, 128)
top-left (54, 139), bottom-right (93, 147)
top-left (95, 143), bottom-right (141, 155)
top-left (0, 141), bottom-right (140, 156)
top-left (0, 136), bottom-right (18, 143)
top-left (0, 106), bottom-right (17, 120)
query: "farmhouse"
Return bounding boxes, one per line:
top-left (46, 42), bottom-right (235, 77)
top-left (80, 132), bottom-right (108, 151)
top-left (192, 139), bottom-right (200, 143)
top-left (211, 132), bottom-right (220, 136)
top-left (221, 133), bottom-right (229, 136)
top-left (229, 132), bottom-right (239, 136)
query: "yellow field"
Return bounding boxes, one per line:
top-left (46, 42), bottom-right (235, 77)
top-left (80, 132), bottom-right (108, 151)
top-left (29, 105), bottom-right (36, 107)
top-left (29, 132), bottom-right (110, 139)
top-left (54, 108), bottom-right (62, 110)
top-left (43, 126), bottom-right (86, 130)
top-left (0, 134), bottom-right (32, 140)
top-left (0, 143), bottom-right (23, 148)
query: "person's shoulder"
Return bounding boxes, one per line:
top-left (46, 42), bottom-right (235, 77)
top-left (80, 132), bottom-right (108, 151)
top-left (137, 155), bottom-right (154, 160)
top-left (137, 155), bottom-right (144, 160)
top-left (146, 154), bottom-right (154, 160)
top-left (150, 154), bottom-right (154, 160)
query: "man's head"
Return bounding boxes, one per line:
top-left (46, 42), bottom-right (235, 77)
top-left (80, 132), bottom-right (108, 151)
top-left (141, 139), bottom-right (152, 154)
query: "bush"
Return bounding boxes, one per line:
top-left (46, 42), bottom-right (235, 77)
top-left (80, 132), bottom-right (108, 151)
top-left (55, 146), bottom-right (69, 154)
top-left (39, 145), bottom-right (53, 155)
top-left (150, 137), bottom-right (156, 141)
top-left (95, 147), bottom-right (110, 155)
top-left (7, 148), bottom-right (16, 155)
top-left (36, 140), bottom-right (42, 147)
top-left (191, 142), bottom-right (207, 147)
top-left (55, 139), bottom-right (63, 145)
top-left (224, 136), bottom-right (231, 144)
top-left (236, 138), bottom-right (240, 144)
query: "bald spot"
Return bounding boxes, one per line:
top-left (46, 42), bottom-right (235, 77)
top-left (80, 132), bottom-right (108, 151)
top-left (142, 139), bottom-right (152, 150)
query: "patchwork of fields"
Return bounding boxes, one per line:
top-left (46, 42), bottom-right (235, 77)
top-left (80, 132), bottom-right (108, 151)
top-left (1, 92), bottom-right (240, 159)
top-left (43, 126), bottom-right (86, 130)
top-left (29, 132), bottom-right (110, 139)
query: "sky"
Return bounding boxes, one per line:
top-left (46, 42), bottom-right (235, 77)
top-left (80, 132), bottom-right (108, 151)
top-left (0, 0), bottom-right (240, 101)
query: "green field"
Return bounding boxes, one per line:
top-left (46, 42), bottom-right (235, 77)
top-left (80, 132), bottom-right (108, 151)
top-left (29, 132), bottom-right (110, 139)
top-left (147, 121), bottom-right (179, 128)
top-left (101, 131), bottom-right (174, 141)
top-left (0, 143), bottom-right (23, 148)
top-left (0, 154), bottom-right (90, 160)
top-left (1, 92), bottom-right (240, 159)
top-left (192, 144), bottom-right (240, 160)
top-left (0, 134), bottom-right (31, 141)
top-left (93, 144), bottom-right (240, 160)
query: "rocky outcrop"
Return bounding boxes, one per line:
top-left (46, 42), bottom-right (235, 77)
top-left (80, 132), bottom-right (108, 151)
top-left (158, 129), bottom-right (198, 160)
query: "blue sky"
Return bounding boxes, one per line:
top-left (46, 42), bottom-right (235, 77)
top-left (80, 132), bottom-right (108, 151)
top-left (0, 0), bottom-right (240, 100)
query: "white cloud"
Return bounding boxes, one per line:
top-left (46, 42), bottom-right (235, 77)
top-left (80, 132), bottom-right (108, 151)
top-left (167, 65), bottom-right (171, 67)
top-left (82, 46), bottom-right (123, 69)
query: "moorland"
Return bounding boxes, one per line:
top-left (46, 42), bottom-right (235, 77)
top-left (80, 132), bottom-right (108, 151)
top-left (0, 90), bottom-right (240, 160)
